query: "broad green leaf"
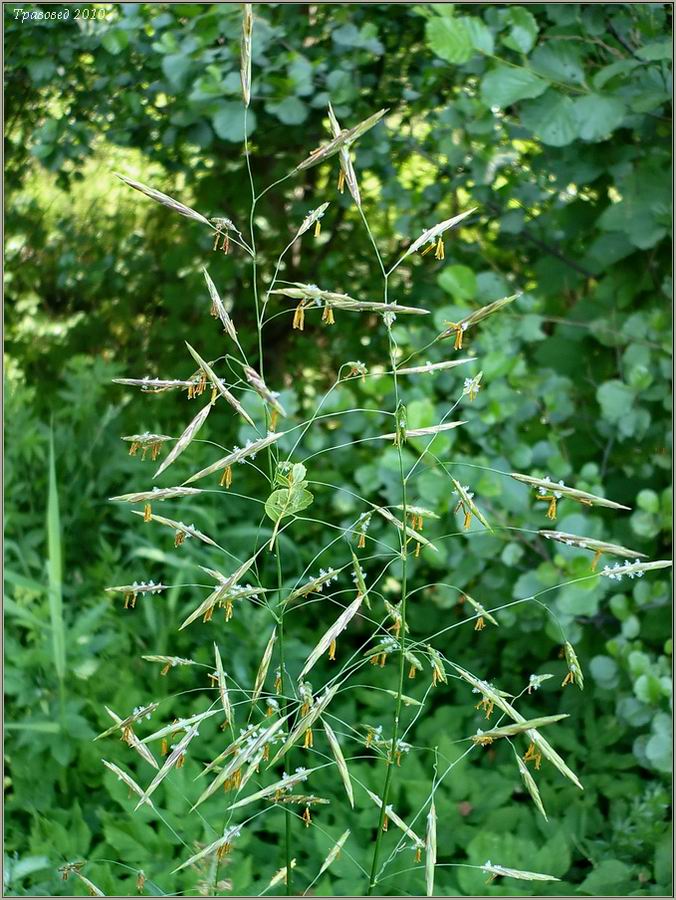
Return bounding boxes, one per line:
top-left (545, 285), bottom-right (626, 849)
top-left (437, 264), bottom-right (476, 301)
top-left (521, 91), bottom-right (578, 146)
top-left (426, 16), bottom-right (472, 64)
top-left (265, 487), bottom-right (314, 523)
top-left (574, 94), bottom-right (626, 141)
top-left (460, 16), bottom-right (494, 54)
top-left (101, 29), bottom-right (129, 55)
top-left (480, 64), bottom-right (548, 108)
top-left (501, 7), bottom-right (539, 54)
top-left (269, 97), bottom-right (309, 126)
top-left (530, 43), bottom-right (585, 85)
top-left (596, 380), bottom-right (634, 423)
top-left (212, 102), bottom-right (256, 142)
top-left (161, 53), bottom-right (191, 88)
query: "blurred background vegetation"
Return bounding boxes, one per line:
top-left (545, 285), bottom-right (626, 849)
top-left (4, 2), bottom-right (672, 896)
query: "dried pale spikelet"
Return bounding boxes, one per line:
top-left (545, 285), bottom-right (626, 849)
top-left (73, 871), bottom-right (105, 897)
top-left (451, 477), bottom-right (492, 532)
top-left (516, 754), bottom-right (548, 821)
top-left (102, 760), bottom-right (156, 809)
top-left (172, 825), bottom-right (242, 874)
top-left (450, 664), bottom-right (583, 789)
top-left (252, 627), bottom-right (277, 706)
top-left (471, 714), bottom-right (568, 745)
top-left (440, 294), bottom-right (519, 348)
top-left (115, 173), bottom-right (212, 227)
top-left (601, 559), bottom-right (672, 580)
top-left (562, 641), bottom-right (584, 690)
top-left (141, 709), bottom-right (221, 744)
top-left (378, 421), bottom-right (465, 441)
top-left (328, 102), bottom-right (361, 207)
top-left (240, 4), bottom-right (253, 106)
top-left (425, 801), bottom-right (437, 897)
top-left (195, 714), bottom-right (291, 807)
top-left (131, 511), bottom-right (219, 549)
top-left (462, 592), bottom-right (499, 627)
top-left (201, 268), bottom-right (239, 341)
top-left (183, 430), bottom-right (285, 485)
top-left (318, 829), bottom-right (351, 878)
top-left (179, 554), bottom-right (258, 630)
top-left (296, 108), bottom-right (388, 170)
top-left (154, 400), bottom-right (215, 479)
top-left (110, 486), bottom-right (202, 504)
top-left (511, 473), bottom-right (630, 511)
top-left (267, 859), bottom-right (297, 889)
top-left (541, 530), bottom-right (646, 562)
top-left (365, 789), bottom-right (424, 851)
top-left (213, 643), bottom-right (232, 723)
top-left (185, 342), bottom-right (254, 427)
top-left (113, 376), bottom-right (201, 393)
top-left (402, 209), bottom-right (477, 263)
top-left (376, 506), bottom-right (438, 552)
top-left (397, 358), bottom-right (475, 375)
top-left (298, 595), bottom-right (363, 678)
top-left (297, 202), bottom-right (330, 238)
top-left (481, 861), bottom-right (559, 882)
top-left (243, 365), bottom-right (287, 418)
top-left (227, 766), bottom-right (318, 811)
top-left (323, 721), bottom-right (354, 808)
top-left (134, 724), bottom-right (201, 808)
top-left (269, 684), bottom-right (340, 765)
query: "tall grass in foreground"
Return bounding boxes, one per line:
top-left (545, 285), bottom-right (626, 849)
top-left (74, 6), bottom-right (673, 897)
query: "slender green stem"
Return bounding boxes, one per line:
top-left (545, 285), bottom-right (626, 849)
top-left (366, 274), bottom-right (411, 894)
top-left (245, 103), bottom-right (294, 895)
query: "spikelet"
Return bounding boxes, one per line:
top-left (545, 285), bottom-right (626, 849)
top-left (365, 789), bottom-right (424, 853)
top-left (252, 627), bottom-right (277, 706)
top-left (462, 592), bottom-right (499, 628)
top-left (96, 703), bottom-right (159, 741)
top-left (284, 567), bottom-right (341, 605)
top-left (323, 721), bottom-right (354, 808)
top-left (140, 709), bottom-right (220, 744)
top-left (296, 108), bottom-right (387, 170)
top-left (600, 559), bottom-right (672, 580)
top-left (318, 830), bottom-right (351, 878)
top-left (194, 714), bottom-right (291, 808)
top-left (183, 430), bottom-right (285, 485)
top-left (172, 825), bottom-right (242, 874)
top-left (511, 473), bottom-right (630, 512)
top-left (481, 862), bottom-right (559, 883)
top-left (297, 202), bottom-right (330, 238)
top-left (179, 554), bottom-right (258, 630)
top-left (134, 725), bottom-right (201, 808)
top-left (243, 365), bottom-right (287, 419)
top-left (376, 506), bottom-right (438, 552)
top-left (402, 209), bottom-right (476, 263)
top-left (562, 641), bottom-right (584, 689)
top-left (110, 486), bottom-right (202, 504)
top-left (184, 342), bottom-right (255, 427)
top-left (270, 283), bottom-right (430, 317)
top-left (451, 663), bottom-right (583, 790)
top-left (202, 269), bottom-right (239, 342)
top-left (113, 376), bottom-right (201, 393)
top-left (240, 4), bottom-right (253, 107)
top-left (102, 760), bottom-right (156, 809)
top-left (226, 766), bottom-right (318, 811)
top-left (269, 684), bottom-right (340, 765)
top-left (130, 511), bottom-right (219, 549)
top-left (425, 801), bottom-right (437, 897)
top-left (115, 173), bottom-right (212, 227)
top-left (141, 654), bottom-right (195, 675)
top-left (298, 596), bottom-right (363, 679)
top-left (516, 754), bottom-right (548, 821)
top-left (328, 103), bottom-right (361, 207)
top-left (153, 400), bottom-right (215, 480)
top-left (378, 420), bottom-right (465, 441)
top-left (471, 714), bottom-right (568, 745)
top-left (397, 358), bottom-right (475, 375)
top-left (541, 530), bottom-right (646, 573)
top-left (73, 871), bottom-right (105, 897)
top-left (213, 643), bottom-right (232, 723)
top-left (451, 478), bottom-right (492, 532)
top-left (440, 294), bottom-right (519, 348)
top-left (267, 859), bottom-right (297, 890)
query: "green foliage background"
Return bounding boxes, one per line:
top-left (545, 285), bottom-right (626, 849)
top-left (4, 2), bottom-right (672, 897)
